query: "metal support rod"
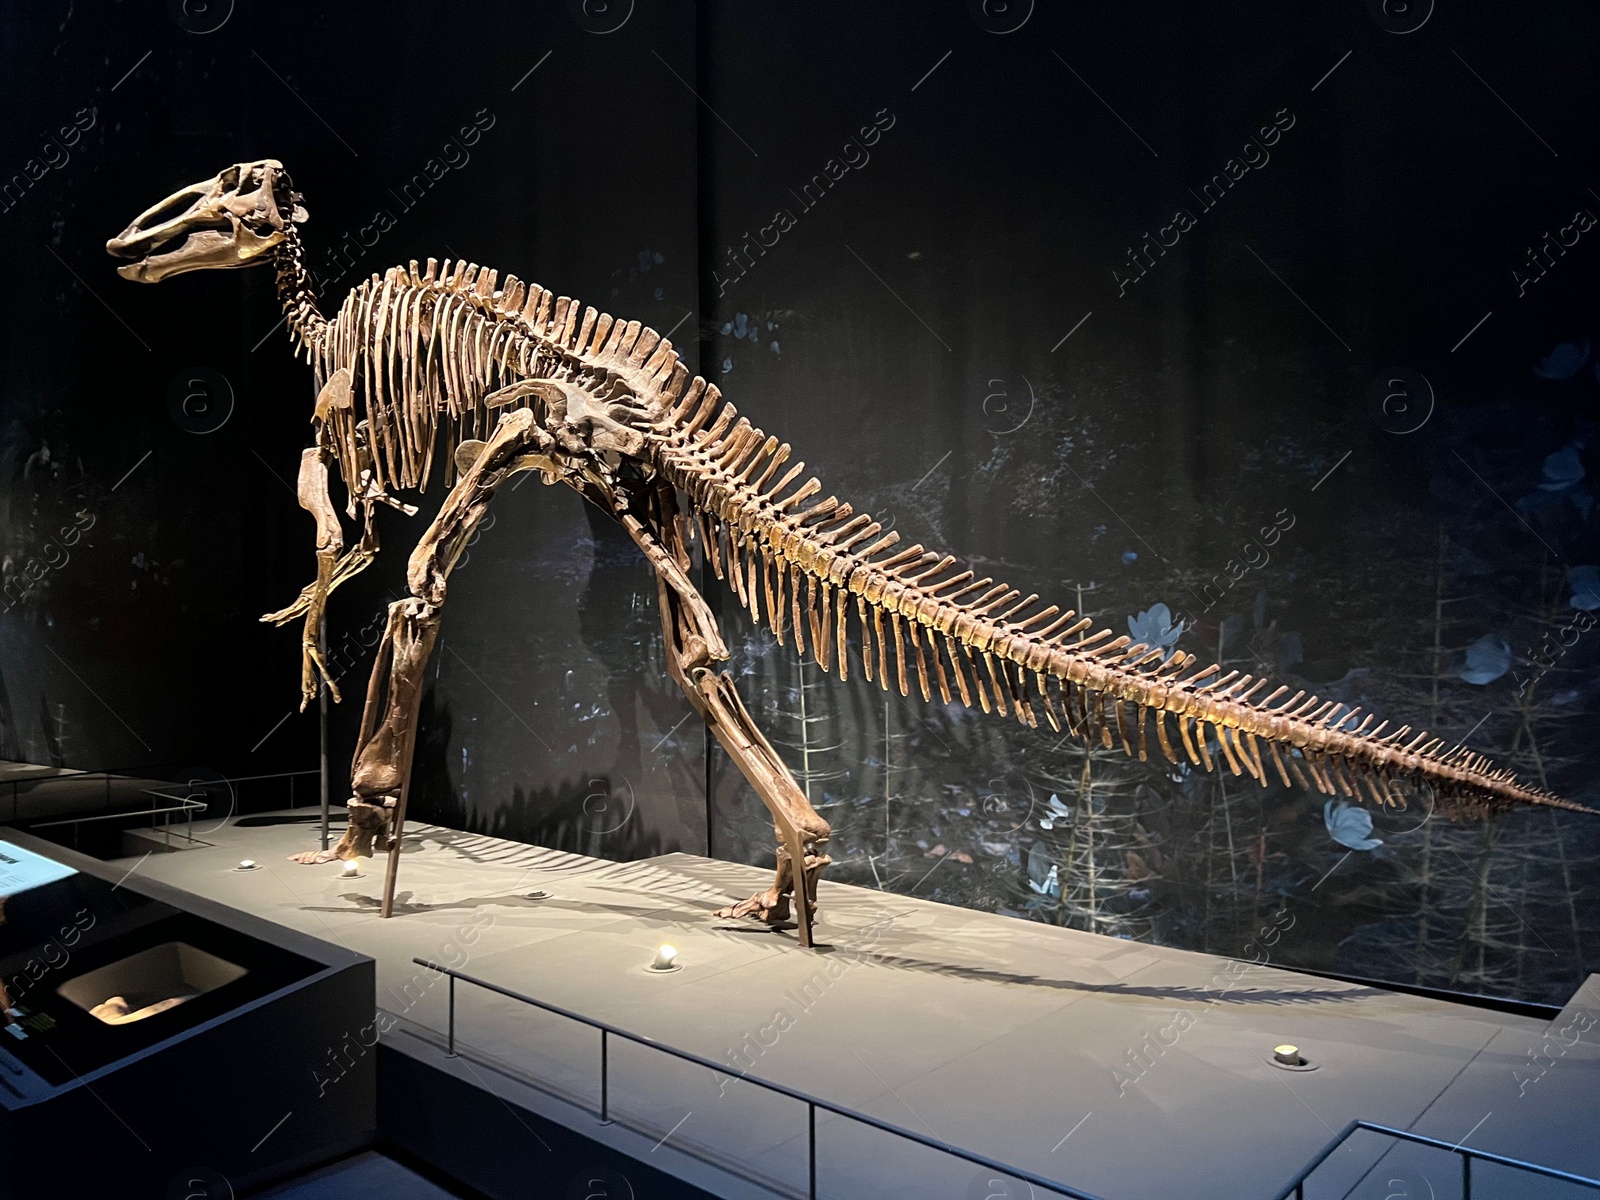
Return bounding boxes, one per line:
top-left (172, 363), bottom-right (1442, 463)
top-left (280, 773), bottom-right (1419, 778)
top-left (809, 1102), bottom-right (817, 1200)
top-left (319, 610), bottom-right (330, 852)
top-left (600, 1029), bottom-right (610, 1124)
top-left (1464, 1152), bottom-right (1472, 1200)
top-left (32, 797), bottom-right (207, 829)
top-left (380, 714), bottom-right (419, 919)
top-left (446, 974), bottom-right (456, 1057)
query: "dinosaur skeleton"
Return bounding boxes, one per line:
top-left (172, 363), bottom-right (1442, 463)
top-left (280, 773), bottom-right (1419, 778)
top-left (108, 160), bottom-right (1587, 946)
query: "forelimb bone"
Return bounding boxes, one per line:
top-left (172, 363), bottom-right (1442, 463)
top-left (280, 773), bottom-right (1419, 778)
top-left (261, 498), bottom-right (381, 628)
top-left (278, 442), bottom-right (343, 710)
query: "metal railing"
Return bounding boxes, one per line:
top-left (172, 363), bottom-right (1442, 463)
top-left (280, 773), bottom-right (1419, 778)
top-left (413, 957), bottom-right (1107, 1200)
top-left (31, 788), bottom-right (209, 844)
top-left (4, 764), bottom-right (319, 827)
top-left (414, 958), bottom-right (1600, 1200)
top-left (1274, 1118), bottom-right (1600, 1199)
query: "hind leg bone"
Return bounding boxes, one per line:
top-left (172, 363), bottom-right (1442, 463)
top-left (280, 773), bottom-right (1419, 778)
top-left (619, 485), bottom-right (832, 946)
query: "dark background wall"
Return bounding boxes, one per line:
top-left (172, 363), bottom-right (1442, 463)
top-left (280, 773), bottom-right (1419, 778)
top-left (3, 1), bottom-right (1598, 1004)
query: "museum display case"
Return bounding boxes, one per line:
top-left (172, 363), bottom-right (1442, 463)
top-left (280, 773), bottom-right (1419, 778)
top-left (0, 838), bottom-right (312, 1078)
top-left (0, 832), bottom-right (373, 1199)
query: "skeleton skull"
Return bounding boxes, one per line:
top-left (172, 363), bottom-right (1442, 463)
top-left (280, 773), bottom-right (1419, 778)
top-left (106, 159), bottom-right (306, 283)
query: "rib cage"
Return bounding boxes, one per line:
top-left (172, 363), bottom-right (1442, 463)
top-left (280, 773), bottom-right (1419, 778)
top-left (298, 256), bottom-right (689, 498)
top-left (303, 257), bottom-right (1586, 821)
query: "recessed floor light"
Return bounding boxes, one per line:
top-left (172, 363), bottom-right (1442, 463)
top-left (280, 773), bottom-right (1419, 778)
top-left (1271, 1043), bottom-right (1318, 1071)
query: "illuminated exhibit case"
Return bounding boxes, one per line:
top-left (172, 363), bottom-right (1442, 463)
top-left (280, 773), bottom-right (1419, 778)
top-left (0, 831), bottom-right (373, 1199)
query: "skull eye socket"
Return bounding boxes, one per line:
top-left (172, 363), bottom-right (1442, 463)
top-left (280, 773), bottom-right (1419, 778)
top-left (218, 165), bottom-right (242, 191)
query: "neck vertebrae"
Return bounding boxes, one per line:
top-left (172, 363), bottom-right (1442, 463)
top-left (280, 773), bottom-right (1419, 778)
top-left (274, 224), bottom-right (325, 356)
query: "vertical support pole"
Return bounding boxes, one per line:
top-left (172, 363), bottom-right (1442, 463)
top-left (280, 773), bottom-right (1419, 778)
top-left (380, 685), bottom-right (423, 919)
top-left (787, 826), bottom-right (815, 949)
top-left (1462, 1152), bottom-right (1471, 1200)
top-left (446, 973), bottom-right (456, 1057)
top-left (600, 1029), bottom-right (611, 1124)
top-left (319, 611), bottom-right (330, 852)
top-left (380, 744), bottom-right (413, 918)
top-left (808, 1101), bottom-right (817, 1200)
top-left (694, 490), bottom-right (716, 864)
top-left (704, 742), bottom-right (714, 860)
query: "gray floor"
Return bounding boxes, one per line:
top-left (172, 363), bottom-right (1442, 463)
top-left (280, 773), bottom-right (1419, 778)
top-left (110, 813), bottom-right (1600, 1200)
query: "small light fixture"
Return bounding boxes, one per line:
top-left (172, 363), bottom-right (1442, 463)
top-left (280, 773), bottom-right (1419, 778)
top-left (649, 943), bottom-right (681, 972)
top-left (235, 859), bottom-right (260, 872)
top-left (1270, 1043), bottom-right (1318, 1071)
top-left (340, 859), bottom-right (365, 879)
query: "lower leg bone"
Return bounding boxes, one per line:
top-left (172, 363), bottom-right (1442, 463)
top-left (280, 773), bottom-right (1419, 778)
top-left (619, 488), bottom-right (833, 945)
top-left (288, 410), bottom-right (546, 890)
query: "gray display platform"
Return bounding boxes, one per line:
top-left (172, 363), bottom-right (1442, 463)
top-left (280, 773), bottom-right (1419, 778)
top-left (103, 813), bottom-right (1599, 1200)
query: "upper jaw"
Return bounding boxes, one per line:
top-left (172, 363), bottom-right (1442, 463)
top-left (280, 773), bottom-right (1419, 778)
top-left (106, 187), bottom-right (210, 263)
top-left (110, 229), bottom-right (267, 283)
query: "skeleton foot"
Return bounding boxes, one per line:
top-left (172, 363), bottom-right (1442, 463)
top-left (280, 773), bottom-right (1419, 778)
top-left (288, 799), bottom-right (391, 864)
top-left (287, 847), bottom-right (343, 865)
top-left (714, 889), bottom-right (792, 926)
top-left (715, 841), bottom-right (800, 927)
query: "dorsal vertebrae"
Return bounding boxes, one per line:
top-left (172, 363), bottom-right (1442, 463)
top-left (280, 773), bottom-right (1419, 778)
top-left (273, 243), bottom-right (1585, 822)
